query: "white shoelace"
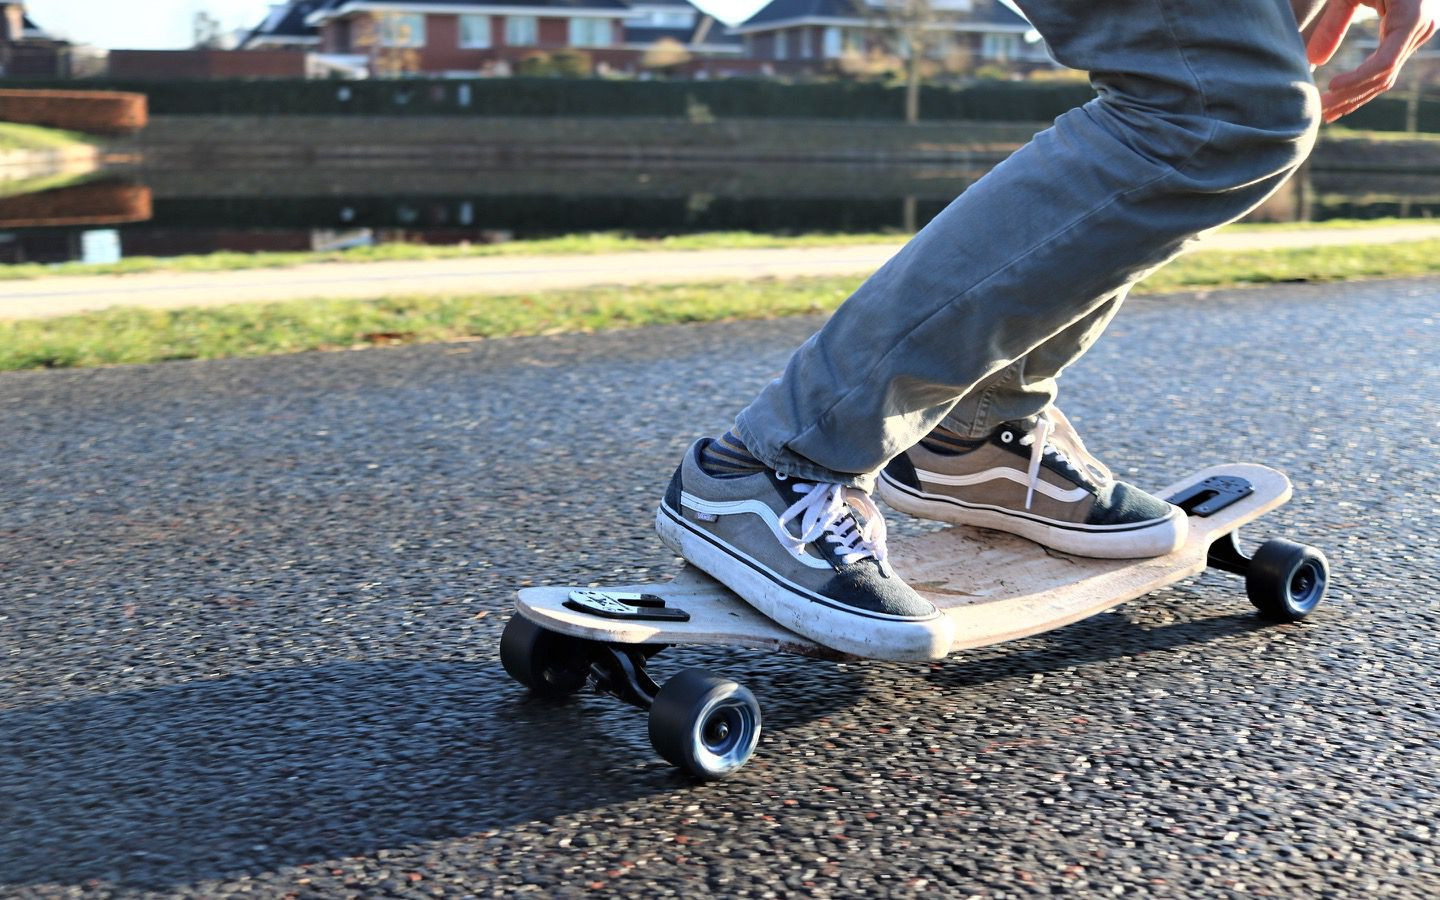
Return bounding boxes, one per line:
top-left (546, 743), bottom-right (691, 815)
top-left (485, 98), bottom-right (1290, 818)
top-left (776, 481), bottom-right (892, 574)
top-left (1017, 408), bottom-right (1114, 510)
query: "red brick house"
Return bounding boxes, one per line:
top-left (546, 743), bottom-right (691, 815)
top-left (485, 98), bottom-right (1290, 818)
top-left (305, 0), bottom-right (643, 76)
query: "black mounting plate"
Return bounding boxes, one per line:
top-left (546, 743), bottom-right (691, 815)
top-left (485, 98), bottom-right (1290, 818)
top-left (565, 590), bottom-right (691, 622)
top-left (1166, 476), bottom-right (1254, 517)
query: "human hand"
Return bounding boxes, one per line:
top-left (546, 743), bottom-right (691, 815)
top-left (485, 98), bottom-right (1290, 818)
top-left (1304, 0), bottom-right (1439, 121)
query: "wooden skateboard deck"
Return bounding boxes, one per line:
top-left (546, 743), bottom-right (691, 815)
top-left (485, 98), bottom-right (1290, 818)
top-left (516, 463), bottom-right (1294, 659)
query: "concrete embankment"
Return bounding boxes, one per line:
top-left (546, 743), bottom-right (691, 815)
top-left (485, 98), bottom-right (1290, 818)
top-left (118, 115), bottom-right (1047, 167)
top-left (117, 115), bottom-right (1440, 173)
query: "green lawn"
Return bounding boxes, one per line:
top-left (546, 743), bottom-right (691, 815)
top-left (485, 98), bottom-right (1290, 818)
top-left (4, 219), bottom-right (1437, 282)
top-left (5, 238), bottom-right (1440, 372)
top-left (0, 122), bottom-right (96, 153)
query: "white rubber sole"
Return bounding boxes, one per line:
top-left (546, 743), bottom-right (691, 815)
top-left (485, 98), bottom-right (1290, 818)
top-left (655, 505), bottom-right (954, 661)
top-left (876, 474), bottom-right (1188, 560)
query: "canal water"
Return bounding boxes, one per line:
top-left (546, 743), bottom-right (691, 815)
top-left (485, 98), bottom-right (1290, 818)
top-left (1, 160), bottom-right (1437, 266)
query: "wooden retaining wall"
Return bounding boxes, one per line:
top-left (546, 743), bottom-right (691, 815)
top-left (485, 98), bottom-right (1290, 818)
top-left (0, 89), bottom-right (148, 135)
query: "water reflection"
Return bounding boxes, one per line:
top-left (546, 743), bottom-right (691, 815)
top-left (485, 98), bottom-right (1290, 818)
top-left (0, 178), bottom-right (152, 264)
top-left (0, 162), bottom-right (1436, 267)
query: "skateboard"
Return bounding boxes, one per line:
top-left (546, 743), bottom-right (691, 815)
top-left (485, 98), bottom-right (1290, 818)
top-left (502, 463), bottom-right (1328, 780)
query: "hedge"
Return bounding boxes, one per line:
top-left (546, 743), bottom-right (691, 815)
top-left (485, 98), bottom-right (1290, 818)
top-left (0, 77), bottom-right (1096, 122)
top-left (6, 77), bottom-right (1436, 131)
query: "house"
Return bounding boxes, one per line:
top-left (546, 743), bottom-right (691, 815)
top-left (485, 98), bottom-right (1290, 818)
top-left (239, 0), bottom-right (753, 77)
top-left (0, 1), bottom-right (71, 77)
top-left (305, 0), bottom-right (643, 77)
top-left (729, 0), bottom-right (1049, 77)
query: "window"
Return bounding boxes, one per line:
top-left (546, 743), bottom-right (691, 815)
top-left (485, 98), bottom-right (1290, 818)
top-left (505, 16), bottom-right (538, 46)
top-left (653, 11), bottom-right (693, 27)
top-left (801, 28), bottom-right (813, 58)
top-left (460, 14), bottom-right (491, 49)
top-left (982, 33), bottom-right (1018, 61)
top-left (378, 12), bottom-right (425, 48)
top-left (569, 18), bottom-right (613, 48)
top-left (774, 30), bottom-right (787, 61)
top-left (823, 26), bottom-right (841, 58)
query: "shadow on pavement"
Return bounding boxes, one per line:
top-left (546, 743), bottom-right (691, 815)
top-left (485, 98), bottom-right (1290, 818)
top-left (928, 605), bottom-right (1278, 690)
top-left (0, 657), bottom-right (856, 889)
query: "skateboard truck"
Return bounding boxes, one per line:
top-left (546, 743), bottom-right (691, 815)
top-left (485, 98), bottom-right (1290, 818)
top-left (565, 590), bottom-right (691, 622)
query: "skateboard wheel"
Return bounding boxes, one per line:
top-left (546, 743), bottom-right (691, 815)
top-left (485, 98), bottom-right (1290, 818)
top-left (648, 669), bottom-right (761, 781)
top-left (500, 614), bottom-right (592, 698)
top-left (1246, 539), bottom-right (1329, 622)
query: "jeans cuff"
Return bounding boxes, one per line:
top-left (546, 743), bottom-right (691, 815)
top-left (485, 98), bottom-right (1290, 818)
top-left (732, 414), bottom-right (877, 492)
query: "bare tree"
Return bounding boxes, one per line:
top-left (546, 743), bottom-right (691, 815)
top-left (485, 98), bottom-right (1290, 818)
top-left (192, 10), bottom-right (224, 49)
top-left (855, 0), bottom-right (980, 123)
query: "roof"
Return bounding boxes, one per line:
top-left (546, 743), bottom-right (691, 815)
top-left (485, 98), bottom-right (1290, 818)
top-left (241, 1), bottom-right (326, 48)
top-left (624, 25), bottom-right (693, 43)
top-left (736, 0), bottom-right (1029, 33)
top-left (19, 12), bottom-right (48, 37)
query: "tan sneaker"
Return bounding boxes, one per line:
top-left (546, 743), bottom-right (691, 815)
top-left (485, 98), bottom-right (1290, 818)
top-left (876, 409), bottom-right (1187, 559)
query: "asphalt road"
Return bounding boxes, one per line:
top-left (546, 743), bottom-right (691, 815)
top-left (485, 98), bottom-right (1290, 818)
top-left (2, 279), bottom-right (1438, 897)
top-left (5, 222), bottom-right (1440, 320)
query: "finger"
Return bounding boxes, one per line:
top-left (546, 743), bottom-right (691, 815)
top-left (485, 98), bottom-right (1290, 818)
top-left (1322, 80), bottom-right (1393, 121)
top-left (1321, 74), bottom-right (1395, 118)
top-left (1327, 26), bottom-right (1413, 92)
top-left (1307, 0), bottom-right (1361, 65)
top-left (1326, 91), bottom-right (1383, 121)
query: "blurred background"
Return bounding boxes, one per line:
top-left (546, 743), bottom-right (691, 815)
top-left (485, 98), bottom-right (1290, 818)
top-left (2, 0), bottom-right (1437, 267)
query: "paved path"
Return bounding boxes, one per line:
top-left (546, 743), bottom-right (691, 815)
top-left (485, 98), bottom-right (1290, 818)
top-left (2, 278), bottom-right (1438, 896)
top-left (5, 222), bottom-right (1440, 320)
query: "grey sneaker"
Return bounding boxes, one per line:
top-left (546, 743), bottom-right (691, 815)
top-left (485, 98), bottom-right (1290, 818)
top-left (656, 439), bottom-right (954, 661)
top-left (876, 409), bottom-right (1187, 559)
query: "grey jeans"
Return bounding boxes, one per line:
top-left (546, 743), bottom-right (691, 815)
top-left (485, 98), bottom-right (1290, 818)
top-left (734, 0), bottom-right (1322, 490)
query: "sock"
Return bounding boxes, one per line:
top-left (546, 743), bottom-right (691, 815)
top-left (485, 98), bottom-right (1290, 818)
top-left (699, 429), bottom-right (766, 478)
top-left (919, 424), bottom-right (984, 456)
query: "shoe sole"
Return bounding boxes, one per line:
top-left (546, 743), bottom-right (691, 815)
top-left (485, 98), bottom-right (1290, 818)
top-left (655, 502), bottom-right (954, 661)
top-left (876, 472), bottom-right (1188, 559)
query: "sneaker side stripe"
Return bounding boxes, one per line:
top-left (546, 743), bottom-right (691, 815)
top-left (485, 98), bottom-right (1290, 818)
top-left (680, 492), bottom-right (831, 569)
top-left (913, 466), bottom-right (1091, 502)
top-left (658, 501), bottom-right (942, 624)
top-left (880, 472), bottom-right (1175, 534)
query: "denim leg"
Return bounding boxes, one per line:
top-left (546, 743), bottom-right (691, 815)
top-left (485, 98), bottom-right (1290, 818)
top-left (734, 0), bottom-right (1320, 490)
top-left (943, 290), bottom-right (1127, 437)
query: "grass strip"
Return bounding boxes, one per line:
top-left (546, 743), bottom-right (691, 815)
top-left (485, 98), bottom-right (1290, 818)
top-left (4, 238), bottom-right (1440, 372)
top-left (2, 218), bottom-right (1436, 281)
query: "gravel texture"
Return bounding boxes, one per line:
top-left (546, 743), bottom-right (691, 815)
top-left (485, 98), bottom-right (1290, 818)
top-left (2, 278), bottom-right (1438, 898)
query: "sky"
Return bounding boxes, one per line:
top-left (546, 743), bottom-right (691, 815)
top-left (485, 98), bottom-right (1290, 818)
top-left (27, 0), bottom-right (776, 49)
